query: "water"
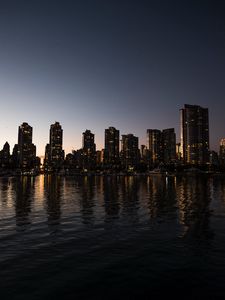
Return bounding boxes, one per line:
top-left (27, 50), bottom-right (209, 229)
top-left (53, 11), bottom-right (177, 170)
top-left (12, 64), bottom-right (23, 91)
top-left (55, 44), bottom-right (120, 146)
top-left (1, 175), bottom-right (225, 299)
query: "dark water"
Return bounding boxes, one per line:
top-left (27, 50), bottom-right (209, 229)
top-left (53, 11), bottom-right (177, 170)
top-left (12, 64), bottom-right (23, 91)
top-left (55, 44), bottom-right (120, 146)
top-left (1, 175), bottom-right (225, 299)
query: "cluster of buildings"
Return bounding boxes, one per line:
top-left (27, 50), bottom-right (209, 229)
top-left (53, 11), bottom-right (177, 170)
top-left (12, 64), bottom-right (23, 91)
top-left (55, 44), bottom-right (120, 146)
top-left (1, 104), bottom-right (225, 174)
top-left (0, 123), bottom-right (40, 174)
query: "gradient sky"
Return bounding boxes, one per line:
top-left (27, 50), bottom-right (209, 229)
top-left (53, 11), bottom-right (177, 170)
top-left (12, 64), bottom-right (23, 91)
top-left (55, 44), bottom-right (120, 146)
top-left (0, 0), bottom-right (225, 155)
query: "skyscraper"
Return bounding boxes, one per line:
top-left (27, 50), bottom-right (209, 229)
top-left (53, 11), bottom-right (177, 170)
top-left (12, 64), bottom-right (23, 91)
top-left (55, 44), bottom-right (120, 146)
top-left (147, 129), bottom-right (162, 166)
top-left (18, 122), bottom-right (36, 170)
top-left (83, 130), bottom-right (96, 153)
top-left (162, 128), bottom-right (176, 163)
top-left (0, 142), bottom-right (10, 169)
top-left (45, 122), bottom-right (64, 171)
top-left (147, 128), bottom-right (176, 167)
top-left (82, 129), bottom-right (96, 170)
top-left (121, 134), bottom-right (139, 169)
top-left (104, 127), bottom-right (120, 166)
top-left (180, 104), bottom-right (209, 165)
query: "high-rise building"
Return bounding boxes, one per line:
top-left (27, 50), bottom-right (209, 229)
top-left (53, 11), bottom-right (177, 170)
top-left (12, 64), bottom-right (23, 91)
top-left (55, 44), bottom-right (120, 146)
top-left (219, 138), bottom-right (225, 166)
top-left (121, 134), bottom-right (139, 169)
top-left (83, 130), bottom-right (96, 153)
top-left (180, 104), bottom-right (209, 165)
top-left (147, 129), bottom-right (162, 166)
top-left (45, 122), bottom-right (64, 171)
top-left (104, 127), bottom-right (120, 166)
top-left (162, 128), bottom-right (176, 163)
top-left (0, 142), bottom-right (10, 169)
top-left (147, 128), bottom-right (176, 166)
top-left (82, 129), bottom-right (96, 170)
top-left (18, 122), bottom-right (36, 170)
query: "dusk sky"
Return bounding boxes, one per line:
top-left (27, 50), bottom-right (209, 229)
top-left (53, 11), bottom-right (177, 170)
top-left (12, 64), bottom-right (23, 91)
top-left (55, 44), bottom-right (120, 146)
top-left (0, 0), bottom-right (225, 155)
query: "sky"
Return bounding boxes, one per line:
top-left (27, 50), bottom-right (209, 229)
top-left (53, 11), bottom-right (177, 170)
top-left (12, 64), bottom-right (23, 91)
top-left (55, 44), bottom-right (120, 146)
top-left (0, 0), bottom-right (225, 156)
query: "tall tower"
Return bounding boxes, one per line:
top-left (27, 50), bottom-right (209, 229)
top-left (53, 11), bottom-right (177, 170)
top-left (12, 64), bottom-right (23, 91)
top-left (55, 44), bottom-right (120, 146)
top-left (82, 129), bottom-right (96, 170)
top-left (83, 130), bottom-right (96, 153)
top-left (45, 122), bottom-right (64, 171)
top-left (162, 128), bottom-right (176, 163)
top-left (0, 142), bottom-right (10, 168)
top-left (18, 122), bottom-right (36, 170)
top-left (147, 129), bottom-right (162, 166)
top-left (180, 104), bottom-right (209, 165)
top-left (104, 127), bottom-right (120, 166)
top-left (121, 134), bottom-right (139, 169)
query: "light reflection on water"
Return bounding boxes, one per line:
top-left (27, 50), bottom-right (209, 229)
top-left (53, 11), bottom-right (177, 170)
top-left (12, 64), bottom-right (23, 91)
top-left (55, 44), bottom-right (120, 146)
top-left (1, 174), bottom-right (225, 299)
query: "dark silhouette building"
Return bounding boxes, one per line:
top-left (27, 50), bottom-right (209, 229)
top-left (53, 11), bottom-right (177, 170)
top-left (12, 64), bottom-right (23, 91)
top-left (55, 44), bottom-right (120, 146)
top-left (140, 145), bottom-right (148, 164)
top-left (44, 122), bottom-right (64, 172)
top-left (64, 152), bottom-right (77, 174)
top-left (180, 104), bottom-right (209, 165)
top-left (121, 134), bottom-right (139, 170)
top-left (18, 122), bottom-right (36, 171)
top-left (162, 128), bottom-right (176, 163)
top-left (147, 129), bottom-right (162, 166)
top-left (0, 142), bottom-right (10, 169)
top-left (147, 128), bottom-right (176, 167)
top-left (82, 129), bottom-right (96, 170)
top-left (12, 144), bottom-right (19, 169)
top-left (104, 127), bottom-right (120, 167)
top-left (44, 143), bottom-right (51, 171)
top-left (96, 150), bottom-right (104, 167)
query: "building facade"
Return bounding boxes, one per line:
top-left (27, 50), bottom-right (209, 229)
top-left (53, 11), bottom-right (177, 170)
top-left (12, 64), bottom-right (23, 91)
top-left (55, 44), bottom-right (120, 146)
top-left (180, 104), bottom-right (209, 165)
top-left (162, 128), bottom-right (176, 163)
top-left (82, 129), bottom-right (96, 170)
top-left (121, 134), bottom-right (139, 169)
top-left (18, 122), bottom-right (36, 170)
top-left (0, 142), bottom-right (10, 169)
top-left (44, 122), bottom-right (64, 171)
top-left (147, 128), bottom-right (176, 167)
top-left (147, 129), bottom-right (162, 166)
top-left (104, 127), bottom-right (120, 167)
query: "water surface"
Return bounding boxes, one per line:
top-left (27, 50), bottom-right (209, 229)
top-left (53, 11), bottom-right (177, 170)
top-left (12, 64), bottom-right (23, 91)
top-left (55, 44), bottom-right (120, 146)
top-left (1, 175), bottom-right (225, 299)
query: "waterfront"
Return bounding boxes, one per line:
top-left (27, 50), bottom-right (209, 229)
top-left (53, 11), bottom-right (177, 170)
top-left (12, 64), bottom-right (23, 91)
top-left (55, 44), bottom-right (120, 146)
top-left (1, 174), bottom-right (225, 299)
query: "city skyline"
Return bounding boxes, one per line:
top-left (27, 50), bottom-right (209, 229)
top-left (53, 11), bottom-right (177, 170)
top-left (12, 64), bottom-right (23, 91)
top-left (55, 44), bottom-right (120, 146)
top-left (1, 105), bottom-right (222, 174)
top-left (0, 103), bottom-right (223, 157)
top-left (0, 0), bottom-right (225, 155)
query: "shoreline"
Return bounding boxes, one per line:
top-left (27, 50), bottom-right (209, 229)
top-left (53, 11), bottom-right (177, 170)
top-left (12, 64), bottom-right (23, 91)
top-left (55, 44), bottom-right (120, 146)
top-left (1, 171), bottom-right (225, 178)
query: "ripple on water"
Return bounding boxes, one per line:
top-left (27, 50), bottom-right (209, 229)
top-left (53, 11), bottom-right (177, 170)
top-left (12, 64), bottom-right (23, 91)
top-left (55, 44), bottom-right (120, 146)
top-left (0, 175), bottom-right (225, 298)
